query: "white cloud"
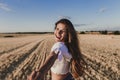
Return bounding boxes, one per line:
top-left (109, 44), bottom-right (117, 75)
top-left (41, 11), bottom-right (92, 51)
top-left (58, 15), bottom-right (71, 19)
top-left (74, 23), bottom-right (94, 27)
top-left (0, 3), bottom-right (11, 12)
top-left (98, 7), bottom-right (107, 13)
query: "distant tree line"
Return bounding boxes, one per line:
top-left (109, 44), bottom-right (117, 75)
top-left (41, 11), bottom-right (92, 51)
top-left (15, 32), bottom-right (54, 34)
top-left (1, 31), bottom-right (120, 35)
top-left (2, 32), bottom-right (54, 34)
top-left (79, 30), bottom-right (120, 35)
top-left (1, 32), bottom-right (54, 38)
top-left (99, 30), bottom-right (108, 34)
top-left (112, 31), bottom-right (120, 35)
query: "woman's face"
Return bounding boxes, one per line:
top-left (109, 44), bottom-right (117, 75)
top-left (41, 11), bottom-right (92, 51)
top-left (54, 23), bottom-right (67, 42)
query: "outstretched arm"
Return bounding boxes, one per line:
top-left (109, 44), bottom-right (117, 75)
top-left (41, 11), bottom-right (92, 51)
top-left (38, 51), bottom-right (59, 74)
top-left (28, 51), bottom-right (59, 80)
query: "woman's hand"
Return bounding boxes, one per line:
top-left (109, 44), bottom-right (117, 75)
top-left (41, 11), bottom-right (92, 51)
top-left (27, 70), bottom-right (36, 80)
top-left (27, 70), bottom-right (41, 80)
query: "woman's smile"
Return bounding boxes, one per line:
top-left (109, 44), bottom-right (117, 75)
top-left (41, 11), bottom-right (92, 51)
top-left (55, 34), bottom-right (61, 39)
top-left (55, 34), bottom-right (62, 41)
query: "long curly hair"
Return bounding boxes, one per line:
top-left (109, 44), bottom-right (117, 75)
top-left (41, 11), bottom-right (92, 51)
top-left (55, 19), bottom-right (87, 78)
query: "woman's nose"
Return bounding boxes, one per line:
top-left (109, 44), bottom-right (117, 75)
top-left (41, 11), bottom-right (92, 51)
top-left (57, 30), bottom-right (61, 34)
top-left (59, 31), bottom-right (63, 35)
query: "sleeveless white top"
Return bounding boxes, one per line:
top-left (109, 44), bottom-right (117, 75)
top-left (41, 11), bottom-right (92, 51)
top-left (50, 42), bottom-right (72, 74)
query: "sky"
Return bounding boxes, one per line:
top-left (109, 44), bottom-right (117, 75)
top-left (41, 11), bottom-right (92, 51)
top-left (0, 0), bottom-right (120, 32)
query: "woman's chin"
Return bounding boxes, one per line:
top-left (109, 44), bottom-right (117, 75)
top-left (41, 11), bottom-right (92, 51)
top-left (55, 39), bottom-right (61, 42)
top-left (55, 38), bottom-right (61, 42)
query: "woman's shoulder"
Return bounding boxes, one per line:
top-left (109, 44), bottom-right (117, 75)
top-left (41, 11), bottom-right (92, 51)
top-left (53, 42), bottom-right (65, 48)
top-left (51, 42), bottom-right (65, 53)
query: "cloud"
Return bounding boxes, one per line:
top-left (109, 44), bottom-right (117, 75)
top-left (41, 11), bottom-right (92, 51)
top-left (59, 15), bottom-right (71, 19)
top-left (74, 24), bottom-right (90, 27)
top-left (98, 7), bottom-right (107, 13)
top-left (0, 3), bottom-right (11, 12)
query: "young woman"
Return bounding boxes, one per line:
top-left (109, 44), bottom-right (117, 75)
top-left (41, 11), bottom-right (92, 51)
top-left (28, 19), bottom-right (86, 80)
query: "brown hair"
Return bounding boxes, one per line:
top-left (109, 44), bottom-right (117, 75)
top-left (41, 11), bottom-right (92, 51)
top-left (55, 19), bottom-right (86, 78)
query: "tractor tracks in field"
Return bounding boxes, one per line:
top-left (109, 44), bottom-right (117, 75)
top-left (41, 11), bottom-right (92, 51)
top-left (82, 54), bottom-right (120, 80)
top-left (2, 36), bottom-right (119, 80)
top-left (0, 41), bottom-right (33, 56)
top-left (11, 40), bottom-right (46, 80)
top-left (0, 38), bottom-right (54, 80)
top-left (0, 39), bottom-right (44, 80)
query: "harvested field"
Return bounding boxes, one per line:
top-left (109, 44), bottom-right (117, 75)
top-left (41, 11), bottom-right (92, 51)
top-left (0, 34), bottom-right (120, 80)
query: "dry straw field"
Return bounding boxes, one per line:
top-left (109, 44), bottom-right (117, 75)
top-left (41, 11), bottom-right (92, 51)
top-left (0, 34), bottom-right (120, 80)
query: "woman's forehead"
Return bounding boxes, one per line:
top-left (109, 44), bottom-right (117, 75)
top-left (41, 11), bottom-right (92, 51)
top-left (56, 23), bottom-right (67, 30)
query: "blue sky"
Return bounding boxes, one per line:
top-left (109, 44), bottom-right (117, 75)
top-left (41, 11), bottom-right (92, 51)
top-left (0, 0), bottom-right (120, 32)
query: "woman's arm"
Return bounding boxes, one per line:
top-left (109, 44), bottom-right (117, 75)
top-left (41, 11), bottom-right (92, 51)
top-left (28, 51), bottom-right (59, 80)
top-left (38, 51), bottom-right (59, 74)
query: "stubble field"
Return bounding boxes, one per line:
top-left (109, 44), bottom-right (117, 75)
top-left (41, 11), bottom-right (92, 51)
top-left (0, 34), bottom-right (120, 80)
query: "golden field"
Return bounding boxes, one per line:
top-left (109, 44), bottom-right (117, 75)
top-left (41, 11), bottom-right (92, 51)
top-left (0, 34), bottom-right (120, 80)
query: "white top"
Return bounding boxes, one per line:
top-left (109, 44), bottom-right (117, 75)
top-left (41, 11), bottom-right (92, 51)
top-left (50, 42), bottom-right (72, 74)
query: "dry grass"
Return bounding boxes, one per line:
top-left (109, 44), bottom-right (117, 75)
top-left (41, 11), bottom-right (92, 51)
top-left (0, 34), bottom-right (120, 80)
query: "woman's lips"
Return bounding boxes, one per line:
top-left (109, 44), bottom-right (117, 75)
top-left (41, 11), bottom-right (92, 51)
top-left (56, 36), bottom-right (60, 39)
top-left (55, 35), bottom-right (61, 39)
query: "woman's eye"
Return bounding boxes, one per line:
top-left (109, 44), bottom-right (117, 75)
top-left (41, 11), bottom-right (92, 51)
top-left (55, 28), bottom-right (66, 33)
top-left (56, 28), bottom-right (59, 31)
top-left (60, 30), bottom-right (66, 33)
